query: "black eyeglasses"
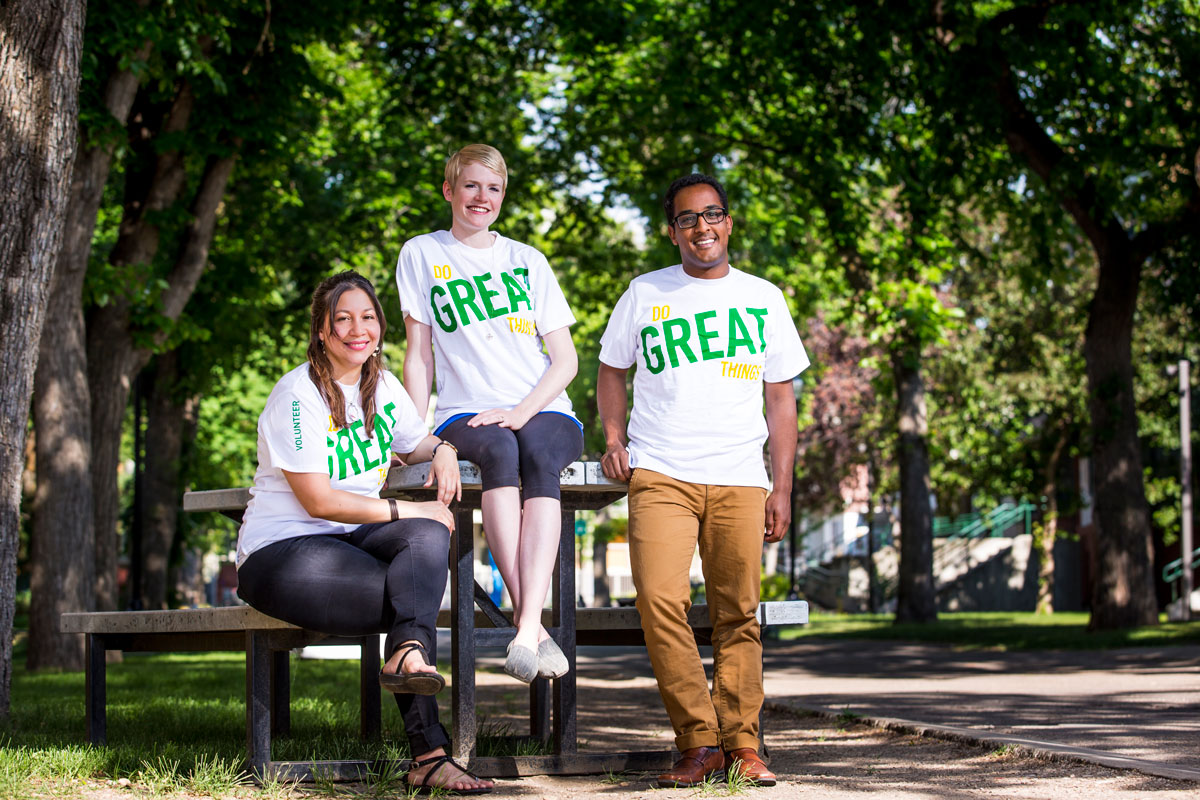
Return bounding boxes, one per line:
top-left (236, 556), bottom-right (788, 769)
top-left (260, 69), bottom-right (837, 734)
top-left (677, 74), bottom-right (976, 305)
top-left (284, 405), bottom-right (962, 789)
top-left (671, 207), bottom-right (728, 229)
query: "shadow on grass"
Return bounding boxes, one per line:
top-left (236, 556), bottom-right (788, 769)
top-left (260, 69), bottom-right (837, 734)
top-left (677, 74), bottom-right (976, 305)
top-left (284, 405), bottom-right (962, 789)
top-left (3, 648), bottom-right (544, 790)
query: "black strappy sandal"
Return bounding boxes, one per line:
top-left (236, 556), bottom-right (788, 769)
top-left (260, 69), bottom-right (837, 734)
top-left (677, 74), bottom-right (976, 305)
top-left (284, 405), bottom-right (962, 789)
top-left (407, 753), bottom-right (493, 795)
top-left (378, 642), bottom-right (446, 695)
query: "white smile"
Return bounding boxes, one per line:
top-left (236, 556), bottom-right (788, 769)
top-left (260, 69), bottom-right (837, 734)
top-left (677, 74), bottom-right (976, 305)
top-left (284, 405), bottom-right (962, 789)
top-left (467, 205), bottom-right (491, 214)
top-left (693, 236), bottom-right (717, 248)
top-left (344, 341), bottom-right (372, 351)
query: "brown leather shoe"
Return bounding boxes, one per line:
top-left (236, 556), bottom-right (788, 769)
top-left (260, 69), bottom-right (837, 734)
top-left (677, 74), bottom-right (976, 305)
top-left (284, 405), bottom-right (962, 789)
top-left (725, 748), bottom-right (777, 786)
top-left (656, 746), bottom-right (725, 788)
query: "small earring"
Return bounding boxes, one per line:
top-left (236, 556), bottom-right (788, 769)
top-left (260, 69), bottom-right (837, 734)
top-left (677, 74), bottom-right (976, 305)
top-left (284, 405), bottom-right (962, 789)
top-left (373, 345), bottom-right (381, 357)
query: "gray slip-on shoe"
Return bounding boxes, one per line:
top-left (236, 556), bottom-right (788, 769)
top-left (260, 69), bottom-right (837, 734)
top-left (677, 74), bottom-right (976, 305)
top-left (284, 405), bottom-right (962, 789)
top-left (537, 637), bottom-right (569, 679)
top-left (503, 641), bottom-right (538, 683)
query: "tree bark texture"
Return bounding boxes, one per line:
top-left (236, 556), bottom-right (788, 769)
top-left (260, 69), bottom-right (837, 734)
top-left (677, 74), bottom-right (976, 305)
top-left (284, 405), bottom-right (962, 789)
top-left (28, 40), bottom-right (150, 671)
top-left (89, 147), bottom-right (237, 610)
top-left (892, 350), bottom-right (938, 623)
top-left (1083, 249), bottom-right (1158, 629)
top-left (88, 79), bottom-right (195, 609)
top-left (1036, 427), bottom-right (1068, 615)
top-left (592, 535), bottom-right (610, 608)
top-left (139, 351), bottom-right (194, 610)
top-left (0, 0), bottom-right (86, 715)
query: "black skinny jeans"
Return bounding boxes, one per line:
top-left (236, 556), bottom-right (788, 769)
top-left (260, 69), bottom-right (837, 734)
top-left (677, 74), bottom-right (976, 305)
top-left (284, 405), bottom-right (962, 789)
top-left (237, 518), bottom-right (451, 755)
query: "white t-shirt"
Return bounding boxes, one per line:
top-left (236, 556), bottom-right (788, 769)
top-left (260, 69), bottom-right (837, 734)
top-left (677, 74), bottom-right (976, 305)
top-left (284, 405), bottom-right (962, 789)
top-left (396, 230), bottom-right (577, 430)
top-left (236, 364), bottom-right (428, 566)
top-left (598, 265), bottom-right (810, 488)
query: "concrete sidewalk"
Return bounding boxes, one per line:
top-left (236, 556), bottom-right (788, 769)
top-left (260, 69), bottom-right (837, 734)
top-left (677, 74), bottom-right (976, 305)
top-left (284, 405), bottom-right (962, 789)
top-left (760, 638), bottom-right (1200, 782)
top-left (465, 635), bottom-right (1200, 797)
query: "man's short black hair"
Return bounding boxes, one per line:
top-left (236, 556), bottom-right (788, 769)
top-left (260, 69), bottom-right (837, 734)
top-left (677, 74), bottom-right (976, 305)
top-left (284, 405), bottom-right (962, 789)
top-left (663, 174), bottom-right (729, 222)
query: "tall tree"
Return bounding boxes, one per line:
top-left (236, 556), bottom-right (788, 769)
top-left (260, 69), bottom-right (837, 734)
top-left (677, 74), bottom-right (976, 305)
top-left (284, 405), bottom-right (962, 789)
top-left (0, 0), bottom-right (86, 713)
top-left (911, 0), bottom-right (1200, 628)
top-left (136, 349), bottom-right (196, 609)
top-left (549, 0), bottom-right (963, 621)
top-left (29, 0), bottom-right (152, 667)
top-left (138, 4), bottom-right (561, 597)
top-left (64, 0), bottom-right (364, 613)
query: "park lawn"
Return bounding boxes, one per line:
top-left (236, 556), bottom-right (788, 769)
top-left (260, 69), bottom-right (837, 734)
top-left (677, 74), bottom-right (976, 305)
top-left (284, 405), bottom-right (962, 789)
top-left (2, 643), bottom-right (540, 799)
top-left (1, 650), bottom-right (423, 798)
top-left (779, 610), bottom-right (1200, 650)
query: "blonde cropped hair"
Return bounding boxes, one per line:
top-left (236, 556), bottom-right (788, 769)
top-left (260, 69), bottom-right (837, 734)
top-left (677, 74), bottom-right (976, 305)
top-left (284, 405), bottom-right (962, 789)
top-left (444, 144), bottom-right (508, 192)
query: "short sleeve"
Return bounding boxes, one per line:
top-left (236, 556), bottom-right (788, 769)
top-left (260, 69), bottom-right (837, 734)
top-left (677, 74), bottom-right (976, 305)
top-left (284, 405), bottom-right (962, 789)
top-left (598, 287), bottom-right (638, 369)
top-left (396, 240), bottom-right (431, 325)
top-left (763, 291), bottom-right (810, 383)
top-left (382, 372), bottom-right (429, 455)
top-left (259, 380), bottom-right (331, 474)
top-left (528, 249), bottom-right (576, 334)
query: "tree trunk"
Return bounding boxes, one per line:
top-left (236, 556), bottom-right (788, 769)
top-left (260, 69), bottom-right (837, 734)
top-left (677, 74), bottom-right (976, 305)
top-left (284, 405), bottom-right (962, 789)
top-left (140, 351), bottom-right (193, 610)
top-left (1036, 426), bottom-right (1068, 615)
top-left (592, 534), bottom-right (610, 608)
top-left (88, 81), bottom-right (198, 610)
top-left (866, 457), bottom-right (880, 614)
top-left (0, 0), bottom-right (86, 716)
top-left (1084, 249), bottom-right (1158, 630)
top-left (28, 38), bottom-right (151, 671)
top-left (89, 148), bottom-right (238, 610)
top-left (893, 348), bottom-right (937, 623)
top-left (166, 390), bottom-right (201, 607)
top-left (985, 49), bottom-right (1163, 631)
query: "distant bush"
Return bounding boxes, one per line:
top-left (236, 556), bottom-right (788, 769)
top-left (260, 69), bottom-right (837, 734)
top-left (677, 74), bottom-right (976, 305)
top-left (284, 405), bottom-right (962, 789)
top-left (593, 517), bottom-right (628, 544)
top-left (761, 572), bottom-right (792, 602)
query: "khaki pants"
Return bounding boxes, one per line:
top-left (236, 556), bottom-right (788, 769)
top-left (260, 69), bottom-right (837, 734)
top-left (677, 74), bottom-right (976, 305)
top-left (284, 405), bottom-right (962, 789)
top-left (627, 468), bottom-right (767, 752)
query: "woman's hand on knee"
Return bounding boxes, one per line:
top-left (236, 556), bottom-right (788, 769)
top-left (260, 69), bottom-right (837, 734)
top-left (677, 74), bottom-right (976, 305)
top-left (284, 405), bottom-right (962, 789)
top-left (468, 407), bottom-right (530, 430)
top-left (400, 500), bottom-right (455, 532)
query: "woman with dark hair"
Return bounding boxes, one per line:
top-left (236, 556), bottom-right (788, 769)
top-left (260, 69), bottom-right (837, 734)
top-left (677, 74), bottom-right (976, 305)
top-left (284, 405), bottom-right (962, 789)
top-left (236, 270), bottom-right (492, 794)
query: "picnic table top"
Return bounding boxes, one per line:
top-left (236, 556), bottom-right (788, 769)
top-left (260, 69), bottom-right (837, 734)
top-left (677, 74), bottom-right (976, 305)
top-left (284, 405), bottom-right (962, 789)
top-left (183, 460), bottom-right (627, 513)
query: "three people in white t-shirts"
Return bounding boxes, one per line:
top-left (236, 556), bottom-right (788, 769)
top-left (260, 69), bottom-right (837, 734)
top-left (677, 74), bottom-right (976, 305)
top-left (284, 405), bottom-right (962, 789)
top-left (235, 145), bottom-right (808, 793)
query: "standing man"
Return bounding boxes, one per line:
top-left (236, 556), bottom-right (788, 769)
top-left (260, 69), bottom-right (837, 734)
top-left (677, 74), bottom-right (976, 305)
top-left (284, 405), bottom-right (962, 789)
top-left (597, 174), bottom-right (808, 788)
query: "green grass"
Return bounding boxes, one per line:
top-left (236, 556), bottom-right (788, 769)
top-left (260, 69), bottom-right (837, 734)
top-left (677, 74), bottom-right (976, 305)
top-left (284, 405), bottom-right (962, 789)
top-left (778, 611), bottom-right (1200, 650)
top-left (0, 648), bottom-right (476, 798)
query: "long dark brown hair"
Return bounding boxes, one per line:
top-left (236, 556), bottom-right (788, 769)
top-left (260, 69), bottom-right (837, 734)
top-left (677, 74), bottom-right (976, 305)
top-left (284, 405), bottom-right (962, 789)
top-left (307, 271), bottom-right (388, 437)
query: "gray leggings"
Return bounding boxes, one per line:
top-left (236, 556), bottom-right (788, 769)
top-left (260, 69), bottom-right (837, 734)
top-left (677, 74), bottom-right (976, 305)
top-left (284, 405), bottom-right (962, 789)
top-left (237, 518), bottom-right (451, 755)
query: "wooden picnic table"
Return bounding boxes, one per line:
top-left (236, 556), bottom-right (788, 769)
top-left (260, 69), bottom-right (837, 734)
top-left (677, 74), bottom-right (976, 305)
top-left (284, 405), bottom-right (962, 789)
top-left (65, 460), bottom-right (808, 780)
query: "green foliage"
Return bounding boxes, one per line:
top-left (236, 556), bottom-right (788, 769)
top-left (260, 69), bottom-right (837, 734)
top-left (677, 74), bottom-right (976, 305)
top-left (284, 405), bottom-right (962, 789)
top-left (760, 572), bottom-right (792, 602)
top-left (54, 0), bottom-right (1200, 620)
top-left (591, 517), bottom-right (628, 545)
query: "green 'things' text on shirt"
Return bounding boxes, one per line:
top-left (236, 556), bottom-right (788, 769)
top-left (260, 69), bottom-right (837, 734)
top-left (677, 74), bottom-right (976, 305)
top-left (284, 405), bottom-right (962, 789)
top-left (639, 306), bottom-right (769, 374)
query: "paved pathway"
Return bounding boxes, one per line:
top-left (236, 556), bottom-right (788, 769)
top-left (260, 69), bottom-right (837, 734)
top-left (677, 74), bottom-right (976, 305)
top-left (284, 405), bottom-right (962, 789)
top-left (765, 638), bottom-right (1200, 781)
top-left (558, 636), bottom-right (1200, 781)
top-left (464, 631), bottom-right (1200, 796)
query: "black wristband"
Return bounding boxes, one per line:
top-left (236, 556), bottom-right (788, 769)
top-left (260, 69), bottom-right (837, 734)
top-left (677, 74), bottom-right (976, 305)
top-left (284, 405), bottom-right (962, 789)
top-left (388, 497), bottom-right (399, 522)
top-left (433, 440), bottom-right (458, 459)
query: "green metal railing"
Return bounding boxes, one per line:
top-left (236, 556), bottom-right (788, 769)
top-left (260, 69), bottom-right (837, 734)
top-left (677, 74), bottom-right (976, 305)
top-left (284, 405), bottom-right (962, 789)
top-left (932, 502), bottom-right (1036, 540)
top-left (1162, 546), bottom-right (1200, 584)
